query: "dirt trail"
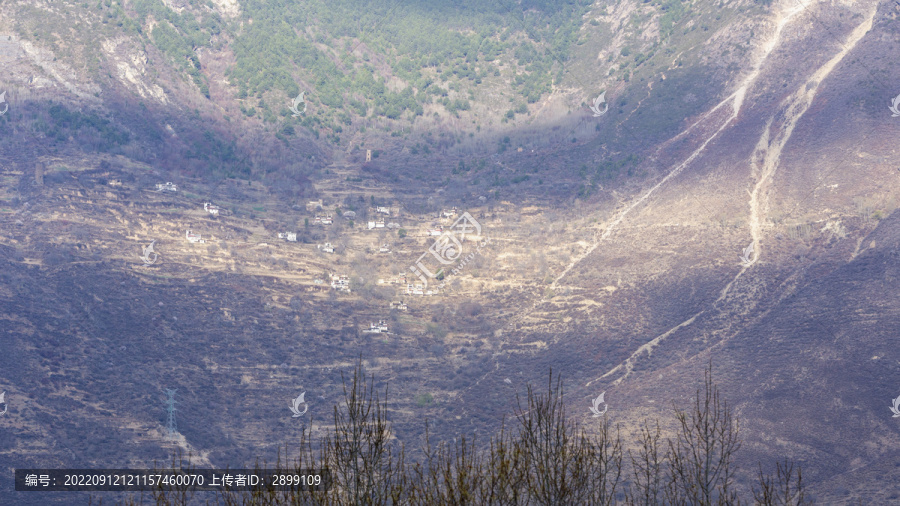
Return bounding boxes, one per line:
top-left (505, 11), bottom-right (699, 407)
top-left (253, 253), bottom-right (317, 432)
top-left (586, 1), bottom-right (876, 387)
top-left (509, 1), bottom-right (810, 341)
top-left (549, 1), bottom-right (812, 293)
top-left (746, 5), bottom-right (876, 266)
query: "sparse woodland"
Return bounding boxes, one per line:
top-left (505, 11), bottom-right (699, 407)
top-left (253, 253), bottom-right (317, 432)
top-left (133, 362), bottom-right (810, 505)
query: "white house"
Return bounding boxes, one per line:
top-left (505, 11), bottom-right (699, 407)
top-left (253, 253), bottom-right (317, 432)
top-left (278, 232), bottom-right (298, 242)
top-left (315, 213), bottom-right (333, 225)
top-left (429, 227), bottom-right (443, 236)
top-left (156, 182), bottom-right (177, 192)
top-left (319, 242), bottom-right (335, 253)
top-left (406, 283), bottom-right (435, 296)
top-left (363, 320), bottom-right (389, 333)
top-left (203, 202), bottom-right (220, 216)
top-left (390, 301), bottom-right (408, 311)
top-left (378, 244), bottom-right (390, 253)
top-left (186, 229), bottom-right (205, 243)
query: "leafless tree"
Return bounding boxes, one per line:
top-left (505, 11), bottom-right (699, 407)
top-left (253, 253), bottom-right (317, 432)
top-left (753, 459), bottom-right (812, 506)
top-left (664, 364), bottom-right (741, 506)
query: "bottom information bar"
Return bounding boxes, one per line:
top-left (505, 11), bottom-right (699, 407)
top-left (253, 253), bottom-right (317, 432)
top-left (15, 469), bottom-right (331, 492)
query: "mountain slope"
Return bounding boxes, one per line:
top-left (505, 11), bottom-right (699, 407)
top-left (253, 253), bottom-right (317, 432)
top-left (1, 0), bottom-right (899, 503)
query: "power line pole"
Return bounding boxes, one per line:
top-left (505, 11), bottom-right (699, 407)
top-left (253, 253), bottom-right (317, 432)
top-left (164, 389), bottom-right (178, 440)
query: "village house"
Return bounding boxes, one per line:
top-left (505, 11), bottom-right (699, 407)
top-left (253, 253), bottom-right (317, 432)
top-left (378, 244), bottom-right (390, 253)
top-left (331, 274), bottom-right (351, 292)
top-left (314, 213), bottom-right (333, 225)
top-left (278, 232), bottom-right (298, 242)
top-left (410, 283), bottom-right (434, 296)
top-left (306, 199), bottom-right (323, 212)
top-left (376, 206), bottom-right (390, 215)
top-left (185, 229), bottom-right (205, 243)
top-left (390, 301), bottom-right (408, 311)
top-left (363, 320), bottom-right (390, 334)
top-left (429, 226), bottom-right (443, 236)
top-left (156, 182), bottom-right (177, 192)
top-left (318, 242), bottom-right (335, 253)
top-left (440, 208), bottom-right (458, 219)
top-left (203, 202), bottom-right (220, 216)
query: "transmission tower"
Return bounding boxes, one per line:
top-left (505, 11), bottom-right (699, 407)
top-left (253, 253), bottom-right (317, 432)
top-left (164, 389), bottom-right (178, 439)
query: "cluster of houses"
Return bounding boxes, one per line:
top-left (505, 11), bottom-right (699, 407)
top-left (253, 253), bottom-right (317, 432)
top-left (154, 189), bottom-right (476, 305)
